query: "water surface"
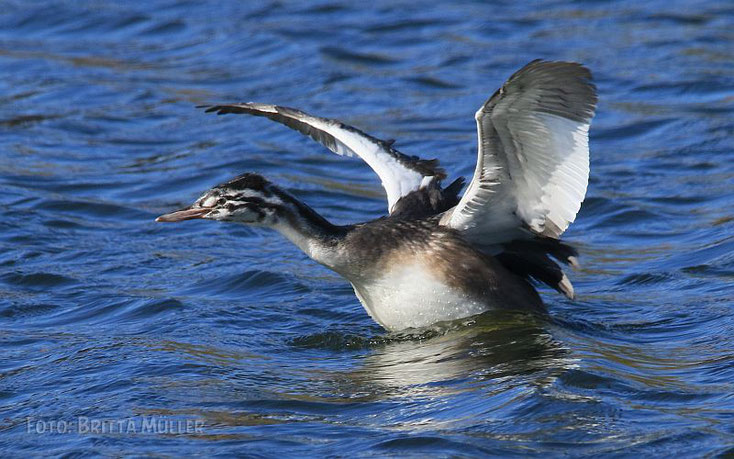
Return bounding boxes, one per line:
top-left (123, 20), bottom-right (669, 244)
top-left (1, 0), bottom-right (733, 456)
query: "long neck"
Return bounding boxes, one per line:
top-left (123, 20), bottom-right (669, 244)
top-left (270, 194), bottom-right (348, 269)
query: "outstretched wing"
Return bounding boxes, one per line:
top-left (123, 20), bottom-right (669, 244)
top-left (201, 103), bottom-right (445, 214)
top-left (441, 60), bottom-right (597, 246)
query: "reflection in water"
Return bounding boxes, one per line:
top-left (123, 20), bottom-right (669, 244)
top-left (349, 312), bottom-right (575, 397)
top-left (137, 313), bottom-right (579, 441)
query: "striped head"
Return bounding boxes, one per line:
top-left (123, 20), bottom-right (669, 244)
top-left (156, 173), bottom-right (293, 226)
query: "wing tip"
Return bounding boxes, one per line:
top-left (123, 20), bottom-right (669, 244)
top-left (199, 104), bottom-right (231, 115)
top-left (197, 104), bottom-right (217, 113)
top-left (198, 102), bottom-right (280, 116)
top-left (512, 59), bottom-right (598, 121)
top-left (559, 272), bottom-right (575, 300)
top-left (567, 255), bottom-right (580, 269)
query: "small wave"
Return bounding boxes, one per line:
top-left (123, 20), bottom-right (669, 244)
top-left (593, 118), bottom-right (673, 140)
top-left (618, 272), bottom-right (675, 286)
top-left (184, 270), bottom-right (310, 300)
top-left (320, 46), bottom-right (399, 66)
top-left (1, 272), bottom-right (76, 290)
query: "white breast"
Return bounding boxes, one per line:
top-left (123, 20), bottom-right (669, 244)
top-left (351, 263), bottom-right (490, 331)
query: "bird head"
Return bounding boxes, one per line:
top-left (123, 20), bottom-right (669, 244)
top-left (156, 173), bottom-right (289, 226)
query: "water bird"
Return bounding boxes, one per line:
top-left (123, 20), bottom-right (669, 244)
top-left (157, 60), bottom-right (597, 331)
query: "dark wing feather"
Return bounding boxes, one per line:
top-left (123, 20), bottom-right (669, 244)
top-left (201, 103), bottom-right (445, 213)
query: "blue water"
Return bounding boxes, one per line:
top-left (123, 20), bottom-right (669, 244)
top-left (1, 0), bottom-right (733, 456)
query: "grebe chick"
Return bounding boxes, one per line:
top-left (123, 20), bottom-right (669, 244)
top-left (157, 60), bottom-right (597, 331)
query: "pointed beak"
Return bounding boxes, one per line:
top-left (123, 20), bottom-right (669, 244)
top-left (155, 206), bottom-right (211, 223)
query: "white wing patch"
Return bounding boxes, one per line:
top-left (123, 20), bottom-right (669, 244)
top-left (290, 113), bottom-right (427, 212)
top-left (443, 60), bottom-right (597, 246)
top-left (529, 114), bottom-right (590, 236)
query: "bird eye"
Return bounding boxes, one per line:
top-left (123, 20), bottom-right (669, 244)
top-left (217, 198), bottom-right (226, 205)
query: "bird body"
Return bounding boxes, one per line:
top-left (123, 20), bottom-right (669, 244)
top-left (308, 216), bottom-right (543, 330)
top-left (338, 219), bottom-right (543, 330)
top-left (157, 60), bottom-right (597, 331)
